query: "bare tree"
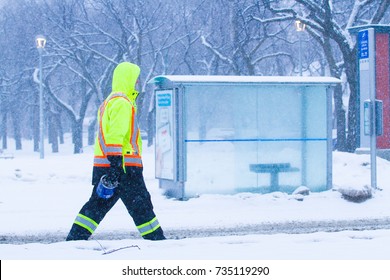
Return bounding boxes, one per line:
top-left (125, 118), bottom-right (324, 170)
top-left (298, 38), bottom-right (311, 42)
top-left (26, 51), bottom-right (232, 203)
top-left (198, 0), bottom-right (294, 76)
top-left (258, 0), bottom-right (390, 152)
top-left (1, 0), bottom-right (388, 155)
top-left (37, 0), bottom-right (99, 153)
top-left (0, 0), bottom-right (45, 151)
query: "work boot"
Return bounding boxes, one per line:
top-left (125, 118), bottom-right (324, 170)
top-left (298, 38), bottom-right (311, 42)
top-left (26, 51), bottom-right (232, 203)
top-left (66, 224), bottom-right (91, 241)
top-left (142, 227), bottom-right (166, 241)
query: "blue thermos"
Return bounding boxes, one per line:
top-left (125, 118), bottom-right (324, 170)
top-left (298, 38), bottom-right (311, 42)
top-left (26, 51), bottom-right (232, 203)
top-left (96, 175), bottom-right (117, 199)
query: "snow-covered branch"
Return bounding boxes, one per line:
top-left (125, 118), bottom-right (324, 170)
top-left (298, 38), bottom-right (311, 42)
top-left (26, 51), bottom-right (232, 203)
top-left (200, 35), bottom-right (234, 66)
top-left (252, 52), bottom-right (292, 65)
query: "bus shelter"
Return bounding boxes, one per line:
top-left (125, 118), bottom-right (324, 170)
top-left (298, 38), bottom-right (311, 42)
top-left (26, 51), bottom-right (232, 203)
top-left (148, 75), bottom-right (341, 199)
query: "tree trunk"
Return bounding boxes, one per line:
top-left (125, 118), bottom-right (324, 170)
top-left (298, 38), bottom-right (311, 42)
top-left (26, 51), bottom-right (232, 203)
top-left (322, 32), bottom-right (349, 152)
top-left (147, 107), bottom-right (155, 147)
top-left (48, 112), bottom-right (59, 153)
top-left (33, 104), bottom-right (39, 152)
top-left (12, 112), bottom-right (22, 150)
top-left (344, 49), bottom-right (359, 152)
top-left (72, 120), bottom-right (83, 154)
top-left (88, 118), bottom-right (97, 146)
top-left (333, 84), bottom-right (346, 151)
top-left (1, 112), bottom-right (7, 150)
top-left (57, 113), bottom-right (64, 144)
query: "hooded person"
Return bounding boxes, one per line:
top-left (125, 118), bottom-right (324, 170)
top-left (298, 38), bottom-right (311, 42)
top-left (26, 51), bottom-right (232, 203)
top-left (66, 62), bottom-right (166, 241)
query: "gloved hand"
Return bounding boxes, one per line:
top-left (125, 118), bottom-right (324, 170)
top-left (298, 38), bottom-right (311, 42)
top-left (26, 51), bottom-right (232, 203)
top-left (105, 156), bottom-right (123, 188)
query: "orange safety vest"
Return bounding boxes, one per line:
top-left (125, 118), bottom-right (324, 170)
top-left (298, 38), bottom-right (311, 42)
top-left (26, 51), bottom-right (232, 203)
top-left (93, 92), bottom-right (143, 169)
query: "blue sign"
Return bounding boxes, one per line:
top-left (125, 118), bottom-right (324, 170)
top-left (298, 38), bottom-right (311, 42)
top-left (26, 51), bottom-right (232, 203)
top-left (358, 30), bottom-right (369, 59)
top-left (157, 93), bottom-right (171, 107)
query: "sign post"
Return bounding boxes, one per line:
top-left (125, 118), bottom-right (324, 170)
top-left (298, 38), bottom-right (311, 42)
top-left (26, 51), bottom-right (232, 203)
top-left (358, 28), bottom-right (378, 189)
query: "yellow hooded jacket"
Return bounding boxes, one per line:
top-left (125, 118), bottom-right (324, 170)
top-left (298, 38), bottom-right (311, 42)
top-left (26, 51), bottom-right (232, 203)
top-left (93, 62), bottom-right (143, 172)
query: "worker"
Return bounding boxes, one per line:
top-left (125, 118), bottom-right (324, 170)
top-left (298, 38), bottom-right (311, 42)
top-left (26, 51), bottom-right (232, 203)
top-left (66, 62), bottom-right (166, 241)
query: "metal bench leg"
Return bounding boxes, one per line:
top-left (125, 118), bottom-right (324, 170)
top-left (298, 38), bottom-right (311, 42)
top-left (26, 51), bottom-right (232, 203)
top-left (270, 172), bottom-right (279, 192)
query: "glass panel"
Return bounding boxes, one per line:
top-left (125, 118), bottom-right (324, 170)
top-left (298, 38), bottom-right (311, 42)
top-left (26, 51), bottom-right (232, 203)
top-left (256, 86), bottom-right (302, 139)
top-left (186, 142), bottom-right (236, 195)
top-left (185, 85), bottom-right (249, 196)
top-left (305, 141), bottom-right (327, 191)
top-left (304, 86), bottom-right (327, 138)
top-left (184, 85), bottom-right (236, 141)
top-left (183, 84), bottom-right (328, 196)
top-left (302, 86), bottom-right (328, 191)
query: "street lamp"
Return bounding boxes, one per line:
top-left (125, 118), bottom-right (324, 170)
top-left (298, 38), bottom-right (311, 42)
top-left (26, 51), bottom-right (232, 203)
top-left (36, 35), bottom-right (46, 159)
top-left (294, 20), bottom-right (306, 76)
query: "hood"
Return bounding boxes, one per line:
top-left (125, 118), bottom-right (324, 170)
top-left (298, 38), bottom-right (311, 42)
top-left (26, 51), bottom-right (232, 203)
top-left (111, 62), bottom-right (141, 101)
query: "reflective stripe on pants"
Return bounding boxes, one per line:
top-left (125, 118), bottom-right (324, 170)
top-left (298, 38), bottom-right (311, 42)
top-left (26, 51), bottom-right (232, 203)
top-left (137, 217), bottom-right (161, 236)
top-left (74, 213), bottom-right (98, 234)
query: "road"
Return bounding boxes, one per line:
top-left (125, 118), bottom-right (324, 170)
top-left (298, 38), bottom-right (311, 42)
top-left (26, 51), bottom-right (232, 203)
top-left (2, 217), bottom-right (390, 244)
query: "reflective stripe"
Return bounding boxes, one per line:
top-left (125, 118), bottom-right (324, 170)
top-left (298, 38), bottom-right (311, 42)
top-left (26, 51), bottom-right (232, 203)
top-left (130, 107), bottom-right (140, 155)
top-left (74, 214), bottom-right (98, 234)
top-left (93, 156), bottom-right (111, 167)
top-left (98, 93), bottom-right (129, 156)
top-left (105, 145), bottom-right (122, 156)
top-left (137, 217), bottom-right (161, 236)
top-left (124, 155), bottom-right (143, 166)
top-left (94, 93), bottom-right (128, 166)
top-left (95, 156), bottom-right (142, 167)
top-left (96, 102), bottom-right (107, 159)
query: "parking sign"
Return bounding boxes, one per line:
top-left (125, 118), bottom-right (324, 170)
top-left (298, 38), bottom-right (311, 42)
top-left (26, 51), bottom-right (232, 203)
top-left (359, 30), bottom-right (369, 59)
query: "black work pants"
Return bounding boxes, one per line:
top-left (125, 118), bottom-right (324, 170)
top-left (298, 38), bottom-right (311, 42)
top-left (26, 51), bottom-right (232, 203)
top-left (66, 167), bottom-right (162, 240)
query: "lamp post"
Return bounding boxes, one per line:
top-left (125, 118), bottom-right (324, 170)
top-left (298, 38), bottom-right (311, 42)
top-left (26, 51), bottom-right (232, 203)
top-left (295, 20), bottom-right (306, 76)
top-left (36, 35), bottom-right (46, 159)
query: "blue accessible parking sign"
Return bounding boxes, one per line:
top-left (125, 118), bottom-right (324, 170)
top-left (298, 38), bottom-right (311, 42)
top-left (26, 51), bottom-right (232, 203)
top-left (359, 30), bottom-right (369, 59)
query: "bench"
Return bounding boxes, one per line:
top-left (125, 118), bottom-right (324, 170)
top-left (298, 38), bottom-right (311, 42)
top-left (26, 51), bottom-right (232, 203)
top-left (249, 163), bottom-right (299, 192)
top-left (0, 150), bottom-right (14, 159)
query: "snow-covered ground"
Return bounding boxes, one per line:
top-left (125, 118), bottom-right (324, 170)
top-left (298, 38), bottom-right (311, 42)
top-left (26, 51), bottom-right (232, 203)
top-left (1, 135), bottom-right (390, 270)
